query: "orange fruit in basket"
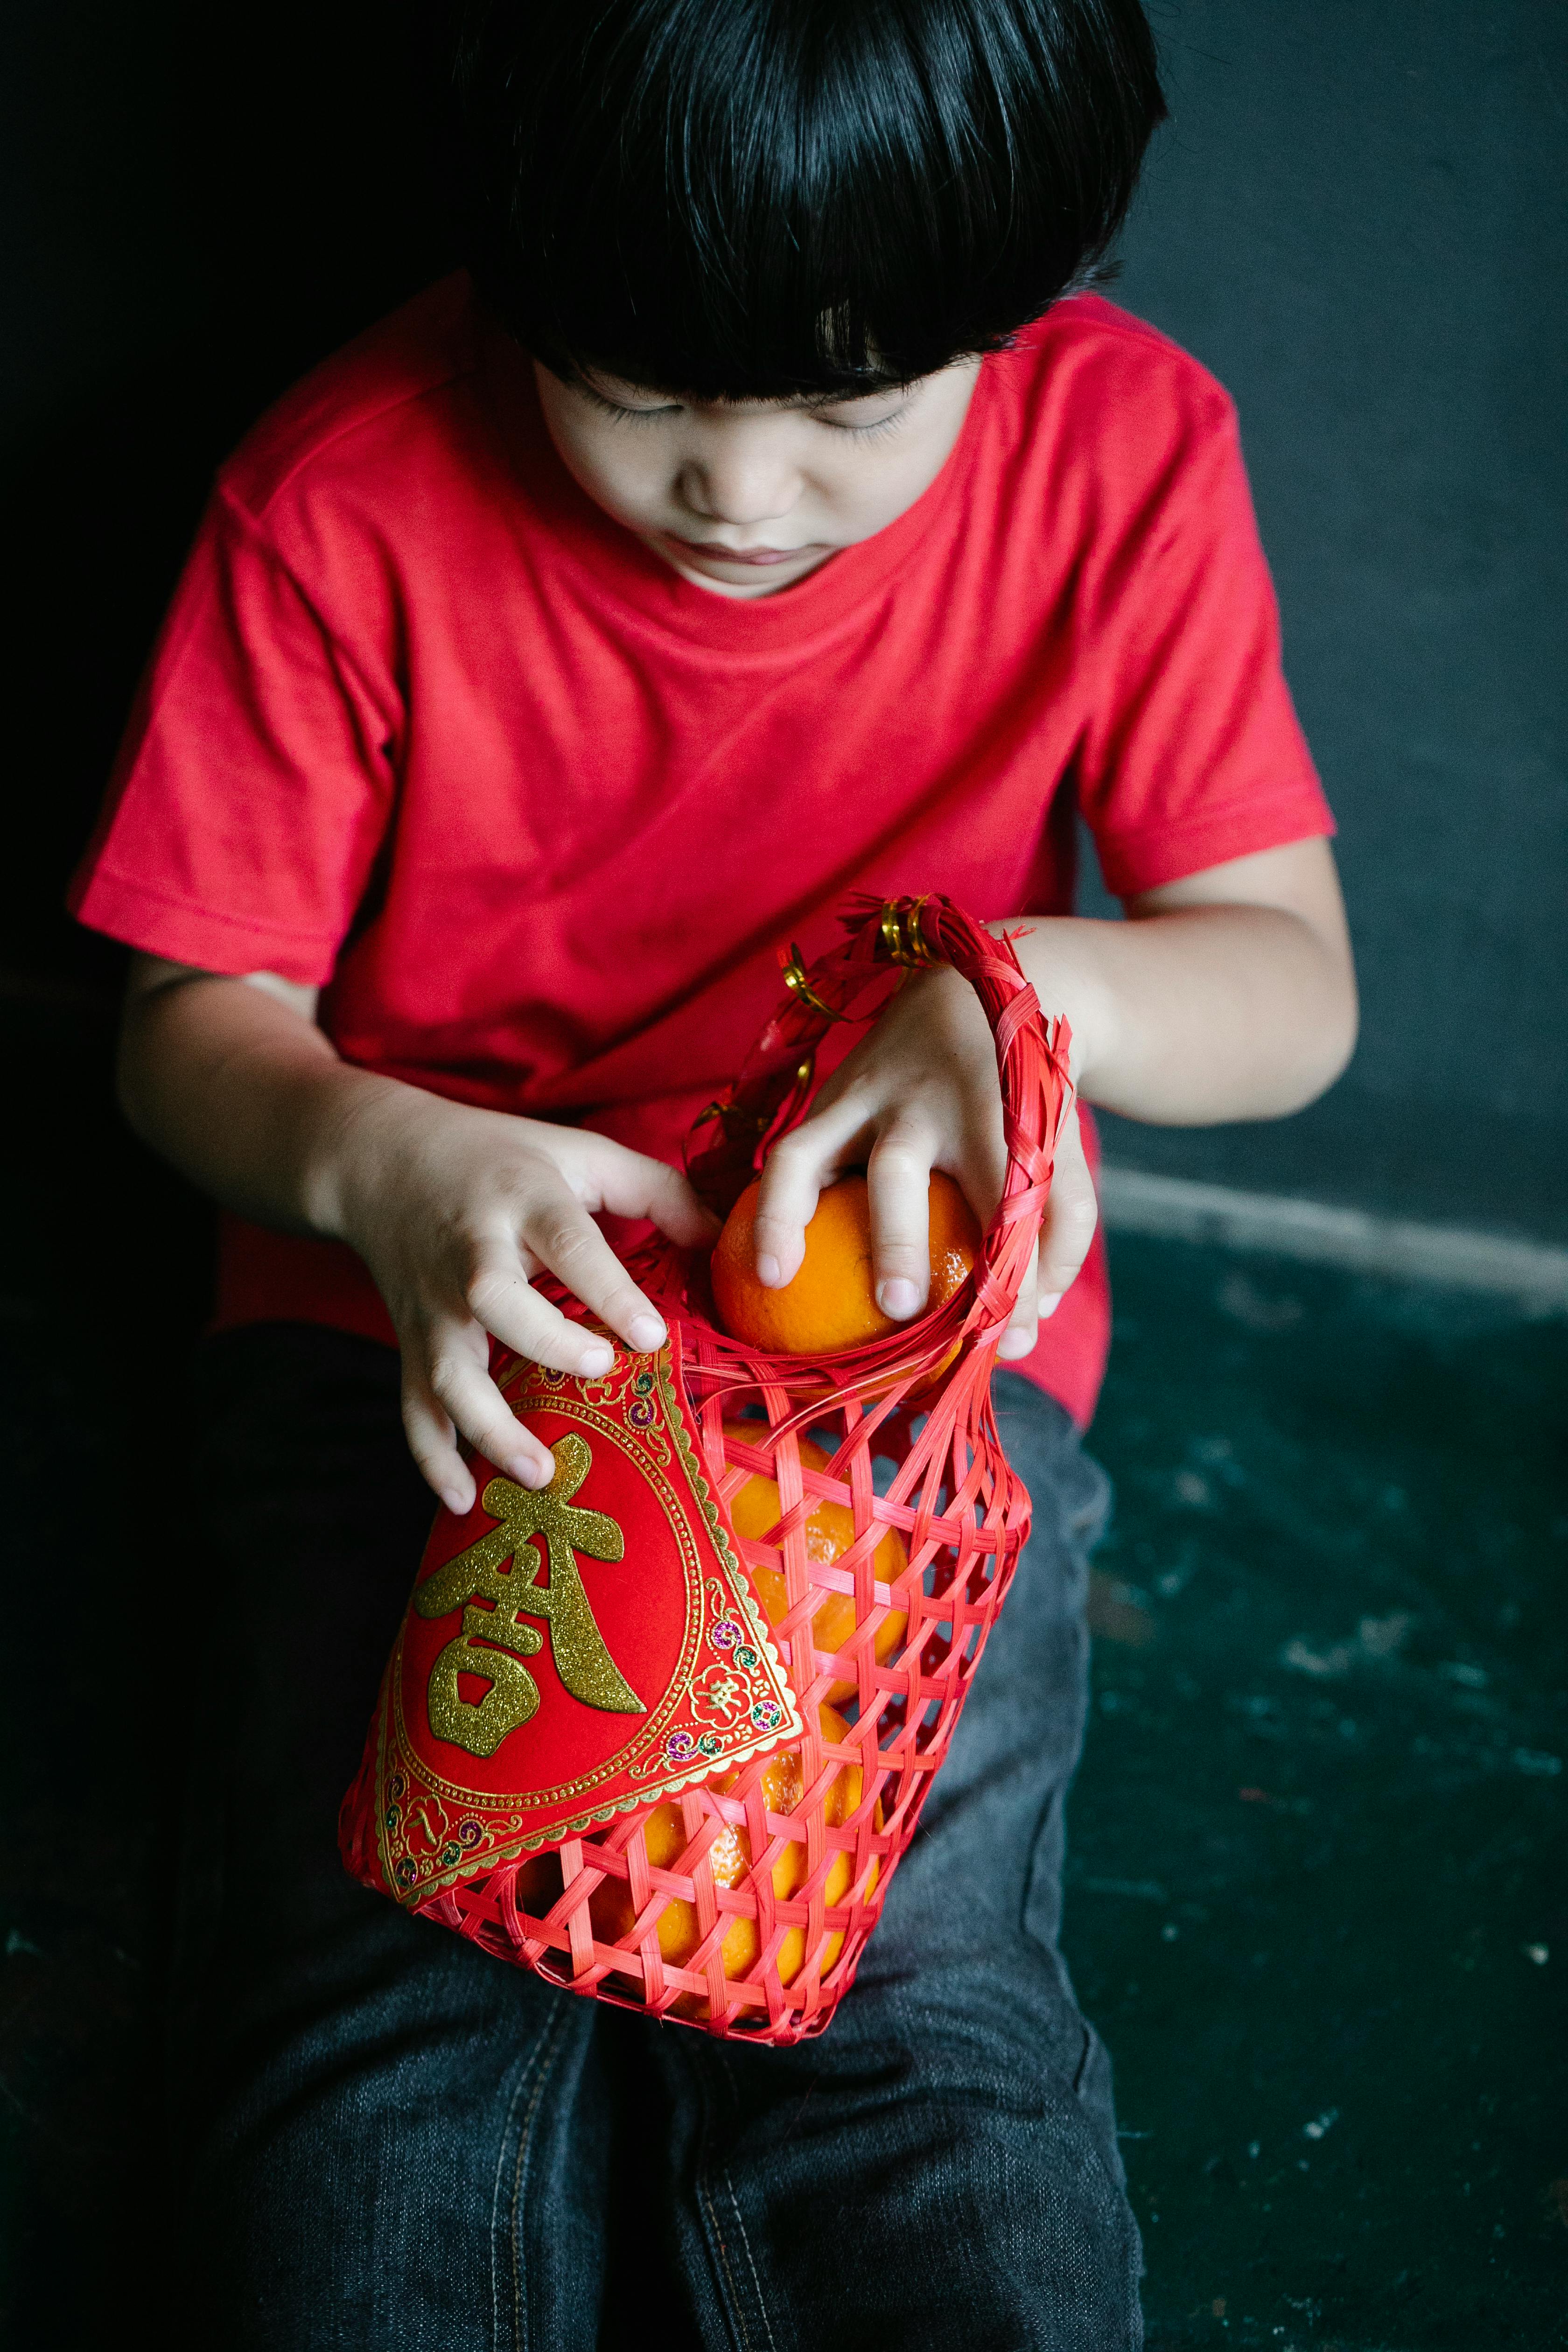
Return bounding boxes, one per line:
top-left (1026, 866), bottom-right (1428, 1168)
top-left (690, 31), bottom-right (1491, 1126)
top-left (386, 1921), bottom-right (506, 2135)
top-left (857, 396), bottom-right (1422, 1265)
top-left (721, 1420), bottom-right (907, 1704)
top-left (587, 1698), bottom-right (872, 2002)
top-left (711, 1170), bottom-right (980, 1360)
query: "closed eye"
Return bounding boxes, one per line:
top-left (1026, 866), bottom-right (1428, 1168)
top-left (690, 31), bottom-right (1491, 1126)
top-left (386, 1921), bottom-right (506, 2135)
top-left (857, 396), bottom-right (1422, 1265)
top-left (576, 381), bottom-right (683, 426)
top-left (811, 396), bottom-right (914, 442)
top-left (827, 406), bottom-right (911, 441)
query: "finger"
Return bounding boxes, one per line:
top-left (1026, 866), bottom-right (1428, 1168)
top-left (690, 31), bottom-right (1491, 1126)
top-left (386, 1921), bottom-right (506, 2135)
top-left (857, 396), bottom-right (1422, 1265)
top-left (864, 1122), bottom-right (938, 1320)
top-left (465, 1236), bottom-right (630, 1371)
top-left (581, 1138), bottom-right (722, 1246)
top-left (997, 1238), bottom-right (1040, 1363)
top-left (1035, 1108), bottom-right (1099, 1313)
top-left (404, 1320), bottom-right (555, 1507)
top-left (401, 1375), bottom-right (473, 1512)
top-left (512, 1178), bottom-right (675, 1354)
top-left (750, 1095), bottom-right (873, 1287)
top-left (427, 1321), bottom-right (558, 1487)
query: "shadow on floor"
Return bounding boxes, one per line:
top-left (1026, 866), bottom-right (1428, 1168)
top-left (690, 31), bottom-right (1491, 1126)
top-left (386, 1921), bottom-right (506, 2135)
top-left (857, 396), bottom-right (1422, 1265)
top-left (0, 1021), bottom-right (1563, 2345)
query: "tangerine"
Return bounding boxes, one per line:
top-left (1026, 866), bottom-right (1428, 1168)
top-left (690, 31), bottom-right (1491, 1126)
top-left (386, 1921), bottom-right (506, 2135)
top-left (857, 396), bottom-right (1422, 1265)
top-left (711, 1169), bottom-right (980, 1360)
top-left (721, 1420), bottom-right (907, 1705)
top-left (586, 1698), bottom-right (872, 2007)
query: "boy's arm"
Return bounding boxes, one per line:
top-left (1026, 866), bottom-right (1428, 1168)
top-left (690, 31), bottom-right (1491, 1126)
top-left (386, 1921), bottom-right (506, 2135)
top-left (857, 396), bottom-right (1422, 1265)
top-left (118, 957), bottom-right (717, 1508)
top-left (750, 835), bottom-right (1358, 1355)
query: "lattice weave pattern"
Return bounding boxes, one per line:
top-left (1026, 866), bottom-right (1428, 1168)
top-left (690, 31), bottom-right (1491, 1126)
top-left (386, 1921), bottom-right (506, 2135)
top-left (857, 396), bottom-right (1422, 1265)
top-left (407, 897), bottom-right (1070, 2043)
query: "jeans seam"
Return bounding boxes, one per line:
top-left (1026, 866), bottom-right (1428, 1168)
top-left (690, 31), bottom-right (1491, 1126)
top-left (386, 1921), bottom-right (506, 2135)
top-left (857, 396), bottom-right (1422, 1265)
top-left (722, 2168), bottom-right (781, 2352)
top-left (696, 2171), bottom-right (756, 2352)
top-left (685, 2044), bottom-right (774, 2352)
top-left (487, 1993), bottom-right (574, 2352)
top-left (490, 2035), bottom-right (542, 2352)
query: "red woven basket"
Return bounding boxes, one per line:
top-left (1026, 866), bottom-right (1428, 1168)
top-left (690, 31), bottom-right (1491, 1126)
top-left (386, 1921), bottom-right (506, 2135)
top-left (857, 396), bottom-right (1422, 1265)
top-left (340, 895), bottom-right (1072, 2044)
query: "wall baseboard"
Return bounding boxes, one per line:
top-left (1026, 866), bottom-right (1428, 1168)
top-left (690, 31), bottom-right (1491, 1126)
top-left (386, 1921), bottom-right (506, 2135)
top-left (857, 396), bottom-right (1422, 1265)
top-left (1098, 1166), bottom-right (1568, 1315)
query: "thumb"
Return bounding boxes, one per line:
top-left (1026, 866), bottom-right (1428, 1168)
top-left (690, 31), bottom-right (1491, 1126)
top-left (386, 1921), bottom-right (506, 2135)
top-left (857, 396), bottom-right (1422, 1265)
top-left (997, 1238), bottom-right (1040, 1363)
top-left (1035, 1103), bottom-right (1099, 1314)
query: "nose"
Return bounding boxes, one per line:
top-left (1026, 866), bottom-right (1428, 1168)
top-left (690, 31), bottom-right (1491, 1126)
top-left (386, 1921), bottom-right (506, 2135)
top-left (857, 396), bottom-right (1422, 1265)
top-left (676, 420), bottom-right (801, 530)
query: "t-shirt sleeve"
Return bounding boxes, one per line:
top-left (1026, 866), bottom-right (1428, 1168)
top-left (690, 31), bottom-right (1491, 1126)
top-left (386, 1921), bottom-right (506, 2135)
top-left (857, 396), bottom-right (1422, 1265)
top-left (68, 483), bottom-right (399, 983)
top-left (1076, 389), bottom-right (1334, 898)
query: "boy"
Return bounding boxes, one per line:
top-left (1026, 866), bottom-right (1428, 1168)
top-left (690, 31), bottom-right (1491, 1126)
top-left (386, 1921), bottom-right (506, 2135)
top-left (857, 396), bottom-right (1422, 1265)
top-left (70, 1), bottom-right (1357, 2342)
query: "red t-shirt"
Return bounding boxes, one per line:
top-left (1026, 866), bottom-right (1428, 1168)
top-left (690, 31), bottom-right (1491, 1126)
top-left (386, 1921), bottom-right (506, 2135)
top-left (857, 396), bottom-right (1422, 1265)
top-left (70, 274), bottom-right (1332, 1424)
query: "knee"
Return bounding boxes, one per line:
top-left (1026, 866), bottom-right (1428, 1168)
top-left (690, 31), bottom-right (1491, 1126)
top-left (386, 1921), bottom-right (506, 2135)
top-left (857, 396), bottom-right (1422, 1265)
top-left (729, 2049), bottom-right (1143, 2350)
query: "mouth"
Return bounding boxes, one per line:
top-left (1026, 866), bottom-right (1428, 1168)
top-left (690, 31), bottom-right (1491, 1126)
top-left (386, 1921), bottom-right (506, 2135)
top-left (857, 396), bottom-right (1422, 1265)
top-left (667, 537), bottom-right (820, 568)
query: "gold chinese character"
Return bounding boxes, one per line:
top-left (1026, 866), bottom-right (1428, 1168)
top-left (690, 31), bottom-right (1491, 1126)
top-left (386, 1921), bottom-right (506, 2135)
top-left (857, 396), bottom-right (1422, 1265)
top-left (416, 1432), bottom-right (643, 1757)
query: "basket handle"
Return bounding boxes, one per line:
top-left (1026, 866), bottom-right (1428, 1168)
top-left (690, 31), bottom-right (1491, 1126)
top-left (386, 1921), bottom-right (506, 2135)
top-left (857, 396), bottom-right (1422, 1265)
top-left (684, 894), bottom-right (1072, 1341)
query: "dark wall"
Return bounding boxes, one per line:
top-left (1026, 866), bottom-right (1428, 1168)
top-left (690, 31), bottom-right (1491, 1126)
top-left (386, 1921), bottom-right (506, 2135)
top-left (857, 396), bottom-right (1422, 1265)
top-left (5, 2), bottom-right (1564, 1237)
top-left (1094, 0), bottom-right (1568, 1241)
top-left (2, 0), bottom-right (455, 993)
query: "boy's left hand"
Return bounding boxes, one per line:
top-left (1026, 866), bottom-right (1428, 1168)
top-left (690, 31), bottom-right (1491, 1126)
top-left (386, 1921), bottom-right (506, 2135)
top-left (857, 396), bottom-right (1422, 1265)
top-left (748, 962), bottom-right (1096, 1363)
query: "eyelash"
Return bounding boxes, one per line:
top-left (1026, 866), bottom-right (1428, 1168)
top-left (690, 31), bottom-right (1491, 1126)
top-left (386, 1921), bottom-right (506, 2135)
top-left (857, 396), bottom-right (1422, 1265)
top-left (830, 407), bottom-right (910, 442)
top-left (578, 384), bottom-right (910, 439)
top-left (578, 385), bottom-right (680, 427)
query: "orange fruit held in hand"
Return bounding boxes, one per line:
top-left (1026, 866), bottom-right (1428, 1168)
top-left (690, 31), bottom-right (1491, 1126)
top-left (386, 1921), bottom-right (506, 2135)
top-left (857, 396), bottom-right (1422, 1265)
top-left (586, 1699), bottom-right (873, 2005)
top-left (711, 1169), bottom-right (981, 1359)
top-left (721, 1421), bottom-right (907, 1706)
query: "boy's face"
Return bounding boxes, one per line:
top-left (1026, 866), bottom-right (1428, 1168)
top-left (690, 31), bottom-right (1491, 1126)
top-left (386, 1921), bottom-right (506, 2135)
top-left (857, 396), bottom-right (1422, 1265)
top-left (533, 358), bottom-right (982, 598)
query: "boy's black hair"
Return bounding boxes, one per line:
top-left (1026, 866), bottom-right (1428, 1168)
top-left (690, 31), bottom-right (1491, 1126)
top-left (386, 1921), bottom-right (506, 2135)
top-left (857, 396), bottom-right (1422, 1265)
top-left (454, 0), bottom-right (1165, 399)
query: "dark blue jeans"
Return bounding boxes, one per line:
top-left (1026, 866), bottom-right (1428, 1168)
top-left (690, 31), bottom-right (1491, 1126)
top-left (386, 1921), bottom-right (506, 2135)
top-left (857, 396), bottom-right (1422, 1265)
top-left (171, 1327), bottom-right (1142, 2348)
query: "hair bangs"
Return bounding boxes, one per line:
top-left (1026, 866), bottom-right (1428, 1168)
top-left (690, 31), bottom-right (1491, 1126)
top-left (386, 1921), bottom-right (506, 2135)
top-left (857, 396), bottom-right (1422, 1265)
top-left (456, 0), bottom-right (1165, 400)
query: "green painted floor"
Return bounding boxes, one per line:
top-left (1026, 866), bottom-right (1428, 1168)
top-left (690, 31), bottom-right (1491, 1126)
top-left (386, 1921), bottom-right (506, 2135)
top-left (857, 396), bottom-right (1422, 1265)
top-left (1, 1024), bottom-right (1563, 2343)
top-left (1069, 1236), bottom-right (1568, 2350)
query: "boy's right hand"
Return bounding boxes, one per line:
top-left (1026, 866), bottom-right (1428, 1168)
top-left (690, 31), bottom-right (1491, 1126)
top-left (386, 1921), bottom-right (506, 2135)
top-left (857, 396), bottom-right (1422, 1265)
top-left (336, 1086), bottom-right (724, 1505)
top-left (117, 958), bottom-right (717, 1515)
top-left (325, 1091), bottom-right (718, 1513)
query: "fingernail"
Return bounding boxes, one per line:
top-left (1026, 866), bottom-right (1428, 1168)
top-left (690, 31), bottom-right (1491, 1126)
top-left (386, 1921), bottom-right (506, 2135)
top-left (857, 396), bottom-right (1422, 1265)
top-left (756, 1253), bottom-right (782, 1288)
top-left (442, 1486), bottom-right (471, 1515)
top-left (1039, 1292), bottom-right (1064, 1320)
top-left (997, 1328), bottom-right (1034, 1361)
top-left (877, 1278), bottom-right (921, 1320)
top-left (628, 1313), bottom-right (666, 1351)
top-left (512, 1455), bottom-right (551, 1489)
top-left (580, 1344), bottom-right (615, 1376)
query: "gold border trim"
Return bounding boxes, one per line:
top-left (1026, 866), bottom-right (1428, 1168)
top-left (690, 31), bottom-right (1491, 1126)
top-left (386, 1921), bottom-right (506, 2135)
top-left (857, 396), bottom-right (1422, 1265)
top-left (373, 1342), bottom-right (803, 1905)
